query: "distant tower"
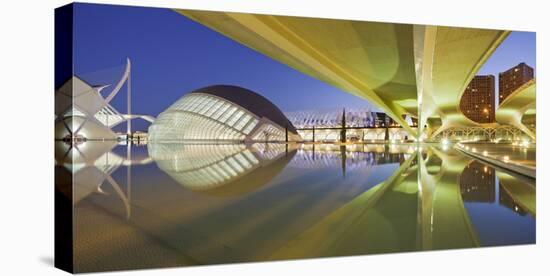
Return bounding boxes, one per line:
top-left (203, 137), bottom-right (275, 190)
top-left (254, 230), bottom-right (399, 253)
top-left (340, 108), bottom-right (347, 142)
top-left (126, 58), bottom-right (132, 138)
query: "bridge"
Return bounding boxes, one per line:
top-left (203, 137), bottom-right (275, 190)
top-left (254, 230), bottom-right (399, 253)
top-left (174, 10), bottom-right (523, 140)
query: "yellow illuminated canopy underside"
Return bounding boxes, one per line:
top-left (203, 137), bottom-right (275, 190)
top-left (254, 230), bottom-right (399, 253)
top-left (175, 10), bottom-right (520, 139)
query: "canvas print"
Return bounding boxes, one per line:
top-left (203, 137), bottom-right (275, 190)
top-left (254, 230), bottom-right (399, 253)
top-left (54, 3), bottom-right (536, 273)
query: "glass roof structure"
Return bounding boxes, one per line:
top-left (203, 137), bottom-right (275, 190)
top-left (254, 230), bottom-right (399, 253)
top-left (148, 85), bottom-right (302, 142)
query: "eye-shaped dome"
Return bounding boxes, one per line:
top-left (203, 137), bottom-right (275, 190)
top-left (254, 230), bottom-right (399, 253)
top-left (148, 85), bottom-right (301, 142)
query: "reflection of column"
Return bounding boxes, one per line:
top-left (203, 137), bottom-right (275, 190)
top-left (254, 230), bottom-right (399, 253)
top-left (285, 143), bottom-right (288, 156)
top-left (312, 126), bottom-right (316, 142)
top-left (340, 145), bottom-right (346, 179)
top-left (126, 142), bottom-right (132, 219)
top-left (499, 184), bottom-right (528, 216)
top-left (416, 149), bottom-right (433, 250)
top-left (497, 171), bottom-right (535, 216)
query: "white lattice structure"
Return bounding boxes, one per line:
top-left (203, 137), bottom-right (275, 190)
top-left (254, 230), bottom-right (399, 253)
top-left (284, 108), bottom-right (415, 129)
top-left (148, 85), bottom-right (302, 143)
top-left (55, 58), bottom-right (155, 140)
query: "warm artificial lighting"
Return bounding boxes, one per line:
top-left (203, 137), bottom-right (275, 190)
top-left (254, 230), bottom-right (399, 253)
top-left (521, 139), bottom-right (530, 147)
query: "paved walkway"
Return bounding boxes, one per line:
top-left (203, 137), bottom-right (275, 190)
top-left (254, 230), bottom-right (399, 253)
top-left (455, 142), bottom-right (536, 178)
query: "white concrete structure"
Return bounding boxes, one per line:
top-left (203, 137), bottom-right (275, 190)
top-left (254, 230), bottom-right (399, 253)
top-left (148, 85), bottom-right (302, 143)
top-left (55, 58), bottom-right (154, 140)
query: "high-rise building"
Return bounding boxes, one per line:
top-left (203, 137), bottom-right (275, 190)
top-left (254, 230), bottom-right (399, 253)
top-left (460, 75), bottom-right (495, 123)
top-left (499, 62), bottom-right (534, 104)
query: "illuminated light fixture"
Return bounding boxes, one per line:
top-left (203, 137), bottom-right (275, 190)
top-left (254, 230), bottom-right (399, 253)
top-left (503, 155), bottom-right (510, 162)
top-left (483, 150), bottom-right (488, 156)
top-left (441, 138), bottom-right (449, 145)
top-left (472, 148), bottom-right (477, 153)
top-left (521, 139), bottom-right (530, 147)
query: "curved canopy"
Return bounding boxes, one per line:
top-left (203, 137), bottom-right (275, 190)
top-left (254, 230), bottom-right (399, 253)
top-left (496, 79), bottom-right (536, 140)
top-left (176, 10), bottom-right (509, 139)
top-left (177, 10), bottom-right (418, 136)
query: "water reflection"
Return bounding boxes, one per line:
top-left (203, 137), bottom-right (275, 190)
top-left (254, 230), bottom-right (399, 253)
top-left (460, 162), bottom-right (495, 203)
top-left (497, 171), bottom-right (536, 217)
top-left (148, 143), bottom-right (296, 196)
top-left (57, 142), bottom-right (535, 272)
top-left (55, 141), bottom-right (152, 218)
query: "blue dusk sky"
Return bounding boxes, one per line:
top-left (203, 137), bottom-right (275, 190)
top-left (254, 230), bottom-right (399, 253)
top-left (73, 3), bottom-right (536, 131)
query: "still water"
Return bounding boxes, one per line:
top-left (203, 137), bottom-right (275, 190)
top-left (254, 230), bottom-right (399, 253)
top-left (55, 142), bottom-right (536, 272)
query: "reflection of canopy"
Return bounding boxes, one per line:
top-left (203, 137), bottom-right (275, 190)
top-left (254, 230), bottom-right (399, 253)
top-left (496, 171), bottom-right (536, 217)
top-left (149, 143), bottom-right (295, 196)
top-left (177, 10), bottom-right (509, 139)
top-left (267, 146), bottom-right (502, 258)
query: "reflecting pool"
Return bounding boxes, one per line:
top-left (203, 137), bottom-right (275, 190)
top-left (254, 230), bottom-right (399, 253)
top-left (55, 142), bottom-right (536, 273)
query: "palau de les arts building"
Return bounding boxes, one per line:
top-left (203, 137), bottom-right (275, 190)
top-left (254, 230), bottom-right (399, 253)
top-left (148, 85), bottom-right (303, 143)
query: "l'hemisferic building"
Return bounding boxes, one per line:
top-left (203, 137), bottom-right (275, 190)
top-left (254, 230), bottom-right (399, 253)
top-left (148, 85), bottom-right (302, 143)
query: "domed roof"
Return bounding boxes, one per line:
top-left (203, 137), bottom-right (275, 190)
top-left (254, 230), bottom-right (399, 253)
top-left (191, 85), bottom-right (298, 133)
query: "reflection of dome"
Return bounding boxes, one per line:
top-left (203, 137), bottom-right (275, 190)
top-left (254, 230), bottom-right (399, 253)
top-left (148, 85), bottom-right (301, 142)
top-left (148, 143), bottom-right (295, 196)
